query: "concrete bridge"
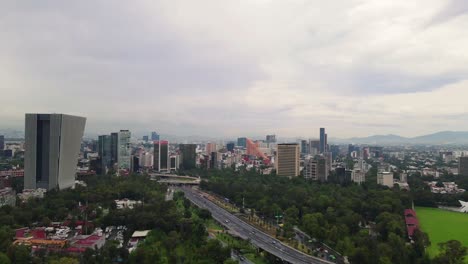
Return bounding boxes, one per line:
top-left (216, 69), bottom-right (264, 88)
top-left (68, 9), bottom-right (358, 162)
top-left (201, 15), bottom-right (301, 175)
top-left (149, 173), bottom-right (201, 185)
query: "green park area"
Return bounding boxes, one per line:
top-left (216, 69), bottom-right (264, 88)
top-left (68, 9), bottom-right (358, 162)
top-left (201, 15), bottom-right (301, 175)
top-left (416, 207), bottom-right (468, 258)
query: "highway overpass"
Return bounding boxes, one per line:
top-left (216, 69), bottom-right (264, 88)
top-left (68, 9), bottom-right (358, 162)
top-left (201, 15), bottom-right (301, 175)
top-left (150, 173), bottom-right (201, 185)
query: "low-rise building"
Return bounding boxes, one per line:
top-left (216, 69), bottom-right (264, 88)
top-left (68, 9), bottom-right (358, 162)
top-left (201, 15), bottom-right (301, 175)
top-left (128, 230), bottom-right (150, 253)
top-left (115, 198), bottom-right (142, 209)
top-left (427, 181), bottom-right (466, 194)
top-left (352, 169), bottom-right (366, 184)
top-left (377, 172), bottom-right (394, 188)
top-left (18, 188), bottom-right (47, 201)
top-left (404, 209), bottom-right (419, 240)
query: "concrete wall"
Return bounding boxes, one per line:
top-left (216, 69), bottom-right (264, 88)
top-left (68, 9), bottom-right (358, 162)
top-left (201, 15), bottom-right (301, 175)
top-left (24, 114), bottom-right (38, 189)
top-left (58, 114), bottom-right (86, 189)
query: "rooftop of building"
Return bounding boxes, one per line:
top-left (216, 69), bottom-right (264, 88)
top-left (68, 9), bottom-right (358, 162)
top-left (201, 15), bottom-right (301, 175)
top-left (131, 230), bottom-right (150, 238)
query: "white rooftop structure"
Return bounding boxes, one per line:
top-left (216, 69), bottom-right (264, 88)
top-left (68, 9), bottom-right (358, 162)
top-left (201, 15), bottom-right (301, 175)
top-left (115, 199), bottom-right (142, 209)
top-left (131, 230), bottom-right (150, 238)
top-left (460, 200), bottom-right (468, 213)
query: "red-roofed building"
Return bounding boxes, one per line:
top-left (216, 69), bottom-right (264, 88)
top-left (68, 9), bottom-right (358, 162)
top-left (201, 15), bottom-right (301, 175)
top-left (68, 234), bottom-right (105, 252)
top-left (0, 170), bottom-right (25, 177)
top-left (30, 229), bottom-right (46, 239)
top-left (404, 209), bottom-right (419, 239)
top-left (15, 228), bottom-right (28, 239)
top-left (15, 227), bottom-right (46, 240)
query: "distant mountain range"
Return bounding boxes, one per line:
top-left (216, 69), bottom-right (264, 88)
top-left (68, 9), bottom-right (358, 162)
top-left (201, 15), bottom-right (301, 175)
top-left (333, 131), bottom-right (468, 145)
top-left (2, 128), bottom-right (468, 145)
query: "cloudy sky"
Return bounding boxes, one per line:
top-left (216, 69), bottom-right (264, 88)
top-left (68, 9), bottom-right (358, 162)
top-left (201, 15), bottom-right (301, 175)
top-left (1, 0), bottom-right (468, 138)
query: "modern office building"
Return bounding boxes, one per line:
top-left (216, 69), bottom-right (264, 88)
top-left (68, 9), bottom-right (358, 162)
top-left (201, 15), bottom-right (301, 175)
top-left (117, 130), bottom-right (131, 170)
top-left (304, 158), bottom-right (318, 180)
top-left (459, 157), bottom-right (468, 176)
top-left (210, 152), bottom-right (218, 169)
top-left (301, 140), bottom-right (309, 154)
top-left (309, 139), bottom-right (320, 155)
top-left (276, 143), bottom-right (300, 177)
top-left (24, 114), bottom-right (86, 190)
top-left (206, 142), bottom-right (217, 154)
top-left (237, 137), bottom-right (247, 148)
top-left (98, 135), bottom-right (112, 174)
top-left (266, 135), bottom-right (277, 143)
top-left (151, 132), bottom-right (160, 141)
top-left (170, 155), bottom-right (179, 171)
top-left (317, 156), bottom-right (328, 182)
top-left (330, 145), bottom-right (340, 161)
top-left (377, 172), bottom-right (394, 188)
top-left (304, 155), bottom-right (330, 182)
top-left (154, 140), bottom-right (169, 172)
top-left (226, 142), bottom-right (235, 152)
top-left (334, 167), bottom-right (351, 184)
top-left (324, 133), bottom-right (328, 152)
top-left (110, 132), bottom-right (118, 167)
top-left (131, 156), bottom-right (140, 173)
top-left (139, 152), bottom-right (153, 168)
top-left (142, 135), bottom-right (149, 142)
top-left (319, 128), bottom-right (325, 153)
top-left (352, 169), bottom-right (366, 184)
top-left (179, 144), bottom-right (197, 170)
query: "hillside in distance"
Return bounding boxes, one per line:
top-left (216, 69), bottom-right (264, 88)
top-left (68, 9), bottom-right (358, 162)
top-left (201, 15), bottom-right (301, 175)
top-left (335, 131), bottom-right (468, 145)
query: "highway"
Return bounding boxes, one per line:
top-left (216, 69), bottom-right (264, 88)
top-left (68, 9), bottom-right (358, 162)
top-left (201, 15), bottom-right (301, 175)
top-left (180, 187), bottom-right (333, 264)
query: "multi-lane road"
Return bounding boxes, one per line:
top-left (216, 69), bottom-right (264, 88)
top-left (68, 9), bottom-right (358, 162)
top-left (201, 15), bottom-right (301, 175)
top-left (180, 187), bottom-right (333, 264)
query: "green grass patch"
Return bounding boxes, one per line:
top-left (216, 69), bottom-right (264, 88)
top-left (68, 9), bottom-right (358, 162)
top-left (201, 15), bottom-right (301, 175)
top-left (416, 207), bottom-right (468, 258)
top-left (244, 253), bottom-right (269, 264)
top-left (206, 219), bottom-right (223, 231)
top-left (216, 233), bottom-right (250, 249)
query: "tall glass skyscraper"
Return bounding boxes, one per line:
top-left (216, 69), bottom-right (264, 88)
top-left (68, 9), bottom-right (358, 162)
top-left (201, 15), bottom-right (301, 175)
top-left (237, 137), bottom-right (247, 148)
top-left (179, 144), bottom-right (197, 170)
top-left (153, 140), bottom-right (169, 172)
top-left (117, 130), bottom-right (131, 170)
top-left (319, 128), bottom-right (325, 153)
top-left (98, 135), bottom-right (112, 174)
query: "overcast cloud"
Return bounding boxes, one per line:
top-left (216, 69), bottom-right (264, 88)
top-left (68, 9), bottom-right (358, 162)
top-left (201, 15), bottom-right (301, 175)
top-left (1, 0), bottom-right (468, 138)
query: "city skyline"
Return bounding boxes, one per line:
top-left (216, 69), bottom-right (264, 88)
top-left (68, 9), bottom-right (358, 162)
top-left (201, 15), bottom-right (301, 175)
top-left (2, 1), bottom-right (468, 137)
top-left (2, 2), bottom-right (468, 263)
